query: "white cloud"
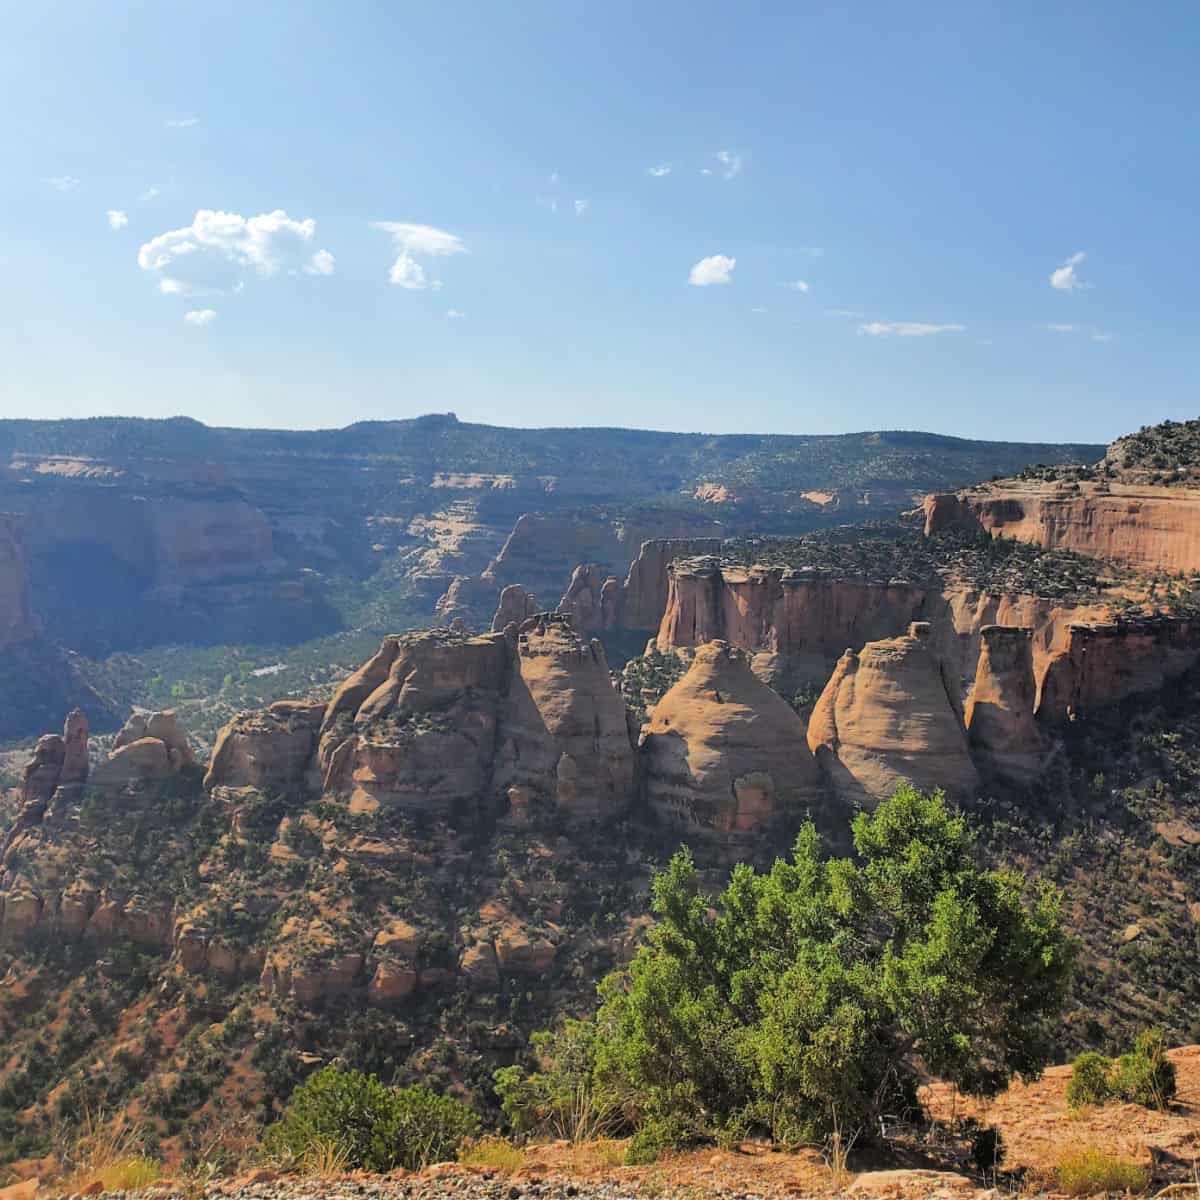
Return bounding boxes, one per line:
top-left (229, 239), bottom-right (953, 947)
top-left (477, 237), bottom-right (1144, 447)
top-left (46, 175), bottom-right (80, 191)
top-left (1050, 250), bottom-right (1090, 291)
top-left (1047, 323), bottom-right (1078, 332)
top-left (826, 308), bottom-right (863, 318)
top-left (106, 209), bottom-right (129, 231)
top-left (574, 199), bottom-right (589, 216)
top-left (689, 254), bottom-right (736, 286)
top-left (859, 321), bottom-right (964, 337)
top-left (751, 306), bottom-right (768, 314)
top-left (140, 186), bottom-right (161, 203)
top-left (1046, 322), bottom-right (1114, 342)
top-left (138, 209), bottom-right (333, 296)
top-left (183, 308), bottom-right (216, 326)
top-left (648, 164), bottom-right (672, 177)
top-left (370, 221), bottom-right (465, 289)
top-left (446, 309), bottom-right (465, 319)
top-left (782, 279), bottom-right (810, 293)
top-left (165, 117), bottom-right (199, 128)
top-left (304, 248), bottom-right (336, 276)
top-left (714, 149), bottom-right (743, 179)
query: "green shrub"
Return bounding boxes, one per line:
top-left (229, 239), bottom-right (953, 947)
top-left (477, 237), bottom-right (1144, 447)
top-left (1066, 1052), bottom-right (1114, 1109)
top-left (1114, 1028), bottom-right (1176, 1109)
top-left (264, 1065), bottom-right (479, 1172)
top-left (624, 1115), bottom-right (695, 1165)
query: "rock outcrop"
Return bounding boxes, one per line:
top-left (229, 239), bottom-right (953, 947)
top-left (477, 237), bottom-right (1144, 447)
top-left (491, 583), bottom-right (539, 631)
top-left (494, 615), bottom-right (634, 821)
top-left (320, 630), bottom-right (512, 813)
top-left (621, 537), bottom-right (726, 631)
top-left (205, 699), bottom-right (325, 791)
top-left (964, 626), bottom-right (1045, 782)
top-left (640, 640), bottom-right (822, 836)
top-left (807, 622), bottom-right (978, 806)
top-left (93, 710), bottom-right (195, 787)
top-left (656, 557), bottom-right (929, 685)
top-left (556, 564), bottom-right (622, 633)
top-left (924, 480), bottom-right (1200, 576)
top-left (1038, 617), bottom-right (1200, 721)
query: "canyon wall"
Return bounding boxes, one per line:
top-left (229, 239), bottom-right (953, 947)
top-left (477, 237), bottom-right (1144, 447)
top-left (924, 481), bottom-right (1200, 576)
top-left (0, 516), bottom-right (35, 650)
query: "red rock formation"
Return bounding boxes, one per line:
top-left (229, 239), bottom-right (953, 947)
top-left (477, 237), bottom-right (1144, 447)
top-left (557, 564), bottom-right (622, 633)
top-left (656, 558), bottom-right (929, 683)
top-left (60, 708), bottom-right (89, 785)
top-left (965, 626), bottom-right (1045, 782)
top-left (1037, 617), bottom-right (1200, 721)
top-left (620, 538), bottom-right (719, 629)
top-left (807, 622), bottom-right (978, 806)
top-left (640, 640), bottom-right (822, 836)
top-left (205, 699), bottom-right (325, 792)
top-left (21, 734), bottom-right (66, 805)
top-left (94, 710), bottom-right (195, 786)
top-left (491, 583), bottom-right (539, 631)
top-left (924, 480), bottom-right (1200, 576)
top-left (495, 615), bottom-right (634, 821)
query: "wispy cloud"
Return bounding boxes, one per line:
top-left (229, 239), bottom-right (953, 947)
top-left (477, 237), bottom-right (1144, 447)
top-left (751, 306), bottom-right (768, 314)
top-left (859, 321), bottom-right (964, 337)
top-left (371, 221), bottom-right (465, 289)
top-left (140, 186), bottom-right (161, 203)
top-left (826, 308), bottom-right (862, 318)
top-left (446, 309), bottom-right (465, 319)
top-left (1046, 321), bottom-right (1114, 343)
top-left (782, 279), bottom-right (810, 293)
top-left (647, 164), bottom-right (672, 178)
top-left (183, 308), bottom-right (216, 326)
top-left (165, 116), bottom-right (200, 129)
top-left (574, 198), bottom-right (589, 216)
top-left (106, 209), bottom-right (129, 231)
top-left (139, 209), bottom-right (334, 297)
top-left (1050, 250), bottom-right (1091, 291)
top-left (703, 148), bottom-right (743, 179)
top-left (45, 175), bottom-right (80, 192)
top-left (689, 254), bottom-right (736, 286)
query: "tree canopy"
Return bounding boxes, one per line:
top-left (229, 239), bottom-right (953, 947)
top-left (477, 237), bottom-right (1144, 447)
top-left (499, 785), bottom-right (1075, 1156)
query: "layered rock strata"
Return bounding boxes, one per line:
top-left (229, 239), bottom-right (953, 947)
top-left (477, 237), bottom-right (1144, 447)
top-left (924, 481), bottom-right (1200, 576)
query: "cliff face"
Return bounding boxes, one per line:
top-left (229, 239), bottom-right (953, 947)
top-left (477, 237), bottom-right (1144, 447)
top-left (655, 559), bottom-right (929, 684)
top-left (807, 622), bottom-right (979, 807)
top-left (0, 517), bottom-right (35, 651)
top-left (641, 641), bottom-right (823, 837)
top-left (924, 481), bottom-right (1200, 576)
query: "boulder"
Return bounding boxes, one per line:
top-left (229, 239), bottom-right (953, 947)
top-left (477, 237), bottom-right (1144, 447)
top-left (808, 622), bottom-right (978, 807)
top-left (640, 640), bottom-right (822, 835)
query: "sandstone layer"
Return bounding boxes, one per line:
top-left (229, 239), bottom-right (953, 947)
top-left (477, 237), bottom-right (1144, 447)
top-left (924, 481), bottom-right (1200, 576)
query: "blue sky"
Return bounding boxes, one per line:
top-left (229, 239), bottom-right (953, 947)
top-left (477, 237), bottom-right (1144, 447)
top-left (2, 1), bottom-right (1196, 442)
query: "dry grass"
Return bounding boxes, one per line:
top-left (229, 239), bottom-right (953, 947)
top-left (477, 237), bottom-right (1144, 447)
top-left (297, 1137), bottom-right (350, 1178)
top-left (54, 1109), bottom-right (161, 1195)
top-left (1055, 1146), bottom-right (1151, 1196)
top-left (458, 1136), bottom-right (525, 1172)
